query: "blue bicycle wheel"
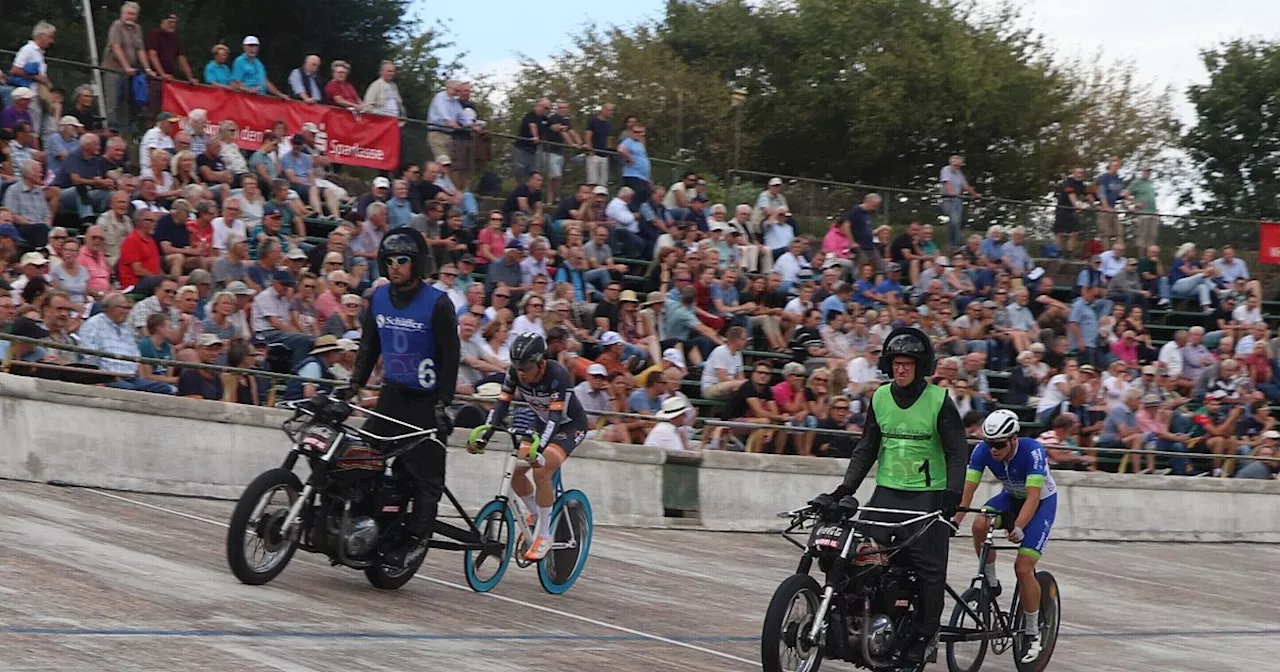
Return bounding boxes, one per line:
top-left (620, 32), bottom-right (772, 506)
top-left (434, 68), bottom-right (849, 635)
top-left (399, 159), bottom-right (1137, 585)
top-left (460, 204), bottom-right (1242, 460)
top-left (464, 499), bottom-right (515, 593)
top-left (537, 489), bottom-right (593, 595)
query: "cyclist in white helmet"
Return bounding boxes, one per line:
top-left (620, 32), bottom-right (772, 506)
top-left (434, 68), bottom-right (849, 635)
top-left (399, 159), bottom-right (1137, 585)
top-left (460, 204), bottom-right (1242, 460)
top-left (953, 409), bottom-right (1058, 664)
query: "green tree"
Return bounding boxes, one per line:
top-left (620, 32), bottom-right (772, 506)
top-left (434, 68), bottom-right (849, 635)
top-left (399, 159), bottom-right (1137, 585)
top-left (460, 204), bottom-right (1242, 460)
top-left (1183, 39), bottom-right (1280, 221)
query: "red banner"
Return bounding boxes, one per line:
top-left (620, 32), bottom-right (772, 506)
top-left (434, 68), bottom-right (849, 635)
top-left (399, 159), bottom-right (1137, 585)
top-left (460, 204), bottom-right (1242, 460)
top-left (161, 81), bottom-right (400, 171)
top-left (1262, 222), bottom-right (1280, 265)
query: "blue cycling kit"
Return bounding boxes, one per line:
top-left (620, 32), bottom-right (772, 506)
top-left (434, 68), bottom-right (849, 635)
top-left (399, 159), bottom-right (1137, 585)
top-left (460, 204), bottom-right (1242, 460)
top-left (967, 438), bottom-right (1058, 558)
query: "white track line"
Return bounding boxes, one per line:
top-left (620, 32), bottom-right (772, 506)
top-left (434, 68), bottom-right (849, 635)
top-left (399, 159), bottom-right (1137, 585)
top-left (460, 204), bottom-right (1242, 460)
top-left (85, 488), bottom-right (759, 668)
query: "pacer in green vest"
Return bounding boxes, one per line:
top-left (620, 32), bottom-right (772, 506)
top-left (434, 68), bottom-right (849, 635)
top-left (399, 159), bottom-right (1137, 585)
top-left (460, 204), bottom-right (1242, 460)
top-left (809, 327), bottom-right (968, 665)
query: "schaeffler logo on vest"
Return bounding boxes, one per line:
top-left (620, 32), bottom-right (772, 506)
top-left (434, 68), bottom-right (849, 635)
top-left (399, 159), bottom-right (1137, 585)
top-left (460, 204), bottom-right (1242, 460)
top-left (375, 314), bottom-right (425, 332)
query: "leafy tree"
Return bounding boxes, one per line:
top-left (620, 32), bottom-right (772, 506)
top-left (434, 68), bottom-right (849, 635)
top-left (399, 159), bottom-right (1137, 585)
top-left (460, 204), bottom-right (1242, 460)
top-left (1183, 39), bottom-right (1280, 221)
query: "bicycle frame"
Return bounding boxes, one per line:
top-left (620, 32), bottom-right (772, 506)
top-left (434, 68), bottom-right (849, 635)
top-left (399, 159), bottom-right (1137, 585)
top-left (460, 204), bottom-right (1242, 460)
top-left (489, 428), bottom-right (579, 564)
top-left (939, 508), bottom-right (1025, 646)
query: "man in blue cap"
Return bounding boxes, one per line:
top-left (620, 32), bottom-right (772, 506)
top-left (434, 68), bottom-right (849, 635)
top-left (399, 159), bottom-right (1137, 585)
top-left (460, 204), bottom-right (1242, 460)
top-left (250, 268), bottom-right (314, 366)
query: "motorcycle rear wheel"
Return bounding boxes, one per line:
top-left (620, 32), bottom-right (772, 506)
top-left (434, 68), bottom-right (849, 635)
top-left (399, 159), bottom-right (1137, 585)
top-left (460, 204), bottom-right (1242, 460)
top-left (761, 573), bottom-right (825, 672)
top-left (226, 468), bottom-right (303, 585)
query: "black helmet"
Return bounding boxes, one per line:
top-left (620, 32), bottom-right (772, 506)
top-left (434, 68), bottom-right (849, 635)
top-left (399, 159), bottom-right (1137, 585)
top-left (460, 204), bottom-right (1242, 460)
top-left (510, 332), bottom-right (548, 368)
top-left (878, 327), bottom-right (936, 379)
top-left (377, 227), bottom-right (429, 281)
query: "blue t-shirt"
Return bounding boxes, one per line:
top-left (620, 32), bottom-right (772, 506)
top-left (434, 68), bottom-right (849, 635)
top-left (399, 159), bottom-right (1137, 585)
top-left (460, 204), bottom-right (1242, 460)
top-left (371, 283), bottom-right (445, 391)
top-left (231, 55), bottom-right (267, 94)
top-left (627, 389), bottom-right (663, 414)
top-left (967, 437), bottom-right (1058, 500)
top-left (1096, 171), bottom-right (1124, 207)
top-left (619, 137), bottom-right (650, 181)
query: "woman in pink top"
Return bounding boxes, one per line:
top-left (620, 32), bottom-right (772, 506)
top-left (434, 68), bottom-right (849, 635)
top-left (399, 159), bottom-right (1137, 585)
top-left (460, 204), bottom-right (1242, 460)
top-left (77, 227), bottom-right (113, 298)
top-left (475, 209), bottom-right (507, 265)
top-left (822, 219), bottom-right (852, 259)
top-left (1109, 329), bottom-right (1140, 365)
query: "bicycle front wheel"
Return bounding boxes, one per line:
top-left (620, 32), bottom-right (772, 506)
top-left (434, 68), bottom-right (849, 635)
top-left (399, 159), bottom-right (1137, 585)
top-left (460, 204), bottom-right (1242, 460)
top-left (464, 499), bottom-right (515, 593)
top-left (537, 489), bottom-right (593, 595)
top-left (946, 586), bottom-right (992, 672)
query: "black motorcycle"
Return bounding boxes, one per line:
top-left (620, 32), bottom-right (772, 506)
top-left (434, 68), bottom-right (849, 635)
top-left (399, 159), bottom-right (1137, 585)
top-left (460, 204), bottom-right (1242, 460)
top-left (762, 497), bottom-right (953, 672)
top-left (226, 392), bottom-right (458, 590)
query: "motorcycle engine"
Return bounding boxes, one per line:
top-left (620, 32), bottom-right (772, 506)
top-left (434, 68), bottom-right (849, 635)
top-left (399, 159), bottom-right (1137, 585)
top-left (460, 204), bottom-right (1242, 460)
top-left (862, 614), bottom-right (895, 659)
top-left (341, 516), bottom-right (380, 558)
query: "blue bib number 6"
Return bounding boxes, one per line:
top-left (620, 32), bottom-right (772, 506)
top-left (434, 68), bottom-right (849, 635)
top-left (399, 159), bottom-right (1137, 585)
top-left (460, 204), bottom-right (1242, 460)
top-left (417, 358), bottom-right (437, 389)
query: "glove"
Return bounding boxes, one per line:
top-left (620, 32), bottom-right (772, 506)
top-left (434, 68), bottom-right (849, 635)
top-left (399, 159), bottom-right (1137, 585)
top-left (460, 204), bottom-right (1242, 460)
top-left (435, 403), bottom-right (454, 439)
top-left (1008, 526), bottom-right (1025, 544)
top-left (808, 493), bottom-right (838, 512)
top-left (467, 424), bottom-right (495, 454)
top-left (941, 490), bottom-right (961, 521)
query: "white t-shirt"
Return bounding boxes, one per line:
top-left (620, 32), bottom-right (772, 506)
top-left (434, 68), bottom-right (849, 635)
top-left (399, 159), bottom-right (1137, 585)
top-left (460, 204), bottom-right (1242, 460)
top-left (212, 217), bottom-right (247, 251)
top-left (1157, 341), bottom-right (1183, 378)
top-left (700, 344), bottom-right (744, 394)
top-left (1036, 373), bottom-right (1070, 413)
top-left (644, 422), bottom-right (686, 452)
top-left (511, 315), bottom-right (545, 339)
top-left (846, 357), bottom-right (877, 387)
top-left (1233, 304), bottom-right (1263, 326)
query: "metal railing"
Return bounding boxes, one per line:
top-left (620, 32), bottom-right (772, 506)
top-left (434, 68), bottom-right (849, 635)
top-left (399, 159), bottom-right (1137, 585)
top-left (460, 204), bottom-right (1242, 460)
top-left (3, 332), bottom-right (1279, 469)
top-left (725, 168), bottom-right (1270, 251)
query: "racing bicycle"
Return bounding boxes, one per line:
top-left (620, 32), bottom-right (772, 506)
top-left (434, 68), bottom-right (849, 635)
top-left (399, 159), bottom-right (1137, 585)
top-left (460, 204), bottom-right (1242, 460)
top-left (942, 507), bottom-right (1061, 672)
top-left (462, 425), bottom-right (594, 595)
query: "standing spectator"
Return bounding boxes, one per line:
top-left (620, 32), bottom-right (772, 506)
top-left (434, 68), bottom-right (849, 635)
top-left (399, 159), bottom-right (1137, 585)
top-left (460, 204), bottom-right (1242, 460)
top-left (1126, 167), bottom-right (1159, 250)
top-left (1068, 285), bottom-right (1102, 367)
top-left (939, 155), bottom-right (981, 248)
top-left (11, 22), bottom-right (56, 139)
top-left (324, 60), bottom-right (363, 111)
top-left (847, 193), bottom-right (884, 273)
top-left (231, 36), bottom-right (288, 98)
top-left (101, 2), bottom-right (154, 132)
top-left (204, 44), bottom-right (232, 86)
top-left (145, 13), bottom-right (194, 83)
top-left (1053, 166), bottom-right (1092, 258)
top-left (427, 80), bottom-right (463, 160)
top-left (584, 103), bottom-right (615, 187)
top-left (362, 61), bottom-right (405, 124)
top-left (617, 123), bottom-right (651, 211)
top-left (512, 98), bottom-right (549, 182)
top-left (287, 55), bottom-right (323, 103)
top-left (541, 101), bottom-right (574, 196)
top-left (1095, 158), bottom-right (1125, 247)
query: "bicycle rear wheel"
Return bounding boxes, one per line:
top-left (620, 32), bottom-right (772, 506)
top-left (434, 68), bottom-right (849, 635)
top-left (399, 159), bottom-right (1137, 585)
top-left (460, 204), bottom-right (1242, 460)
top-left (1014, 571), bottom-right (1061, 672)
top-left (537, 489), bottom-right (593, 594)
top-left (946, 586), bottom-right (991, 672)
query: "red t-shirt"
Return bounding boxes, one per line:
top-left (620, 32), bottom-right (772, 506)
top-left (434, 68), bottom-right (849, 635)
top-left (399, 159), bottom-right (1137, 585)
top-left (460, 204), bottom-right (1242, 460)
top-left (324, 80), bottom-right (359, 106)
top-left (187, 221), bottom-right (214, 251)
top-left (117, 230), bottom-right (161, 289)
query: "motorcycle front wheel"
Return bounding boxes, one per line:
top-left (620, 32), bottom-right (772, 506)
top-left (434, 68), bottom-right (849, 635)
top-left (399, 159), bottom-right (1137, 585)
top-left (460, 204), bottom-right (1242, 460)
top-left (762, 573), bottom-right (825, 672)
top-left (226, 468), bottom-right (303, 585)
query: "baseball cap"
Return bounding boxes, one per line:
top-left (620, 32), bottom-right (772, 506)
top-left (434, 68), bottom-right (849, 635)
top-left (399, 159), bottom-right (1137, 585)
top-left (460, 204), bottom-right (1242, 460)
top-left (586, 363), bottom-right (608, 377)
top-left (20, 251), bottom-right (49, 266)
top-left (457, 253), bottom-right (475, 266)
top-left (1263, 430), bottom-right (1280, 440)
top-left (337, 338), bottom-right (360, 352)
top-left (768, 177), bottom-right (783, 186)
top-left (196, 333), bottom-right (224, 348)
top-left (1026, 267), bottom-right (1046, 282)
top-left (263, 203), bottom-right (283, 219)
top-left (0, 224), bottom-right (22, 243)
top-left (286, 248), bottom-right (308, 260)
top-left (58, 115), bottom-right (84, 128)
top-left (372, 176), bottom-right (391, 189)
top-left (1141, 365), bottom-right (1157, 375)
top-left (592, 185), bottom-right (609, 196)
top-left (225, 280), bottom-right (255, 296)
top-left (290, 133), bottom-right (307, 146)
top-left (272, 269), bottom-right (296, 286)
top-left (437, 154), bottom-right (452, 165)
top-left (662, 348), bottom-right (686, 368)
top-left (11, 87), bottom-right (34, 100)
top-left (156, 111), bottom-right (176, 123)
top-left (600, 331), bottom-right (623, 347)
top-left (324, 251), bottom-right (345, 264)
top-left (242, 35), bottom-right (260, 46)
top-left (505, 239), bottom-right (524, 250)
top-left (935, 256), bottom-right (951, 267)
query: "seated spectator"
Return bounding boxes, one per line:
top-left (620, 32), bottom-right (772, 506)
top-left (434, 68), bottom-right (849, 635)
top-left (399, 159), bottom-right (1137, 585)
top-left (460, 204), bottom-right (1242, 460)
top-left (643, 396), bottom-right (695, 452)
top-left (77, 292), bottom-right (176, 394)
top-left (1037, 412), bottom-right (1097, 471)
top-left (282, 335), bottom-right (343, 401)
top-left (252, 269), bottom-right (314, 366)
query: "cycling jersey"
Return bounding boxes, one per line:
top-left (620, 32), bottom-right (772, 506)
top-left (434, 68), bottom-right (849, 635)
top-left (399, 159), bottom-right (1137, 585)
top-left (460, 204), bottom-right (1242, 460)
top-left (485, 360), bottom-right (588, 452)
top-left (966, 437), bottom-right (1058, 500)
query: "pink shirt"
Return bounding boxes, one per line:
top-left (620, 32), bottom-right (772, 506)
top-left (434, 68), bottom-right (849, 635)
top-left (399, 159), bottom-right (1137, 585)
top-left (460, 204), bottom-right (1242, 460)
top-left (823, 227), bottom-right (852, 258)
top-left (78, 247), bottom-right (112, 295)
top-left (314, 290), bottom-right (340, 323)
top-left (772, 381), bottom-right (803, 409)
top-left (1110, 339), bottom-right (1138, 364)
top-left (476, 228), bottom-right (506, 264)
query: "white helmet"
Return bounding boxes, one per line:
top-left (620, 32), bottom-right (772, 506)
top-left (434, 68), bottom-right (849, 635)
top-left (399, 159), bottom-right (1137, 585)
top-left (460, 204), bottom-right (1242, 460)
top-left (982, 409), bottom-right (1021, 442)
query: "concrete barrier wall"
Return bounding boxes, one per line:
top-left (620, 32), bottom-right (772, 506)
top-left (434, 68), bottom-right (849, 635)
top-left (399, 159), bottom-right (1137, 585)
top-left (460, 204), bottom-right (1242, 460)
top-left (0, 374), bottom-right (665, 527)
top-left (3, 372), bottom-right (1278, 541)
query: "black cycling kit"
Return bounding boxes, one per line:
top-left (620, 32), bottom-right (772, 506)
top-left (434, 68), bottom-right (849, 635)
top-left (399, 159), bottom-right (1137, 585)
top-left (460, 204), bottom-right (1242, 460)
top-left (485, 360), bottom-right (589, 454)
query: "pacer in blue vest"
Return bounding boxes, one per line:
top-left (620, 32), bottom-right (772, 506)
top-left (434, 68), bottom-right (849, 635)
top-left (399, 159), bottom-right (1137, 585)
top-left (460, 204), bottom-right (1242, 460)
top-left (349, 227), bottom-right (460, 570)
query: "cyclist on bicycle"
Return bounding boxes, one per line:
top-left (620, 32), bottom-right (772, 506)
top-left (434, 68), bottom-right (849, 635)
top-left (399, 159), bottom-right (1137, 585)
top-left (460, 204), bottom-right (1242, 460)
top-left (468, 332), bottom-right (588, 562)
top-left (953, 409), bottom-right (1058, 664)
top-left (810, 327), bottom-right (969, 664)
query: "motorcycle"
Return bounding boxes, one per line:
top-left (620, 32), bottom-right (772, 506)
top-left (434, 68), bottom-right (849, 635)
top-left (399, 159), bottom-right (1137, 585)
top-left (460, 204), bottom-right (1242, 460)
top-left (225, 392), bottom-right (441, 590)
top-left (762, 496), bottom-right (953, 672)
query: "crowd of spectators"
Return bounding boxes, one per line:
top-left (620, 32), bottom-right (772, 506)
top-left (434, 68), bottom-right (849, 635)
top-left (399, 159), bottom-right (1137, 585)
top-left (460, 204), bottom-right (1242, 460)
top-left (0, 9), bottom-right (1276, 481)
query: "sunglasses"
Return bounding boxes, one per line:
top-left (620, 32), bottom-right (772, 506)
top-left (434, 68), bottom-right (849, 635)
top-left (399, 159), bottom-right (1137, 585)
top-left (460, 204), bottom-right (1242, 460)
top-left (441, 272), bottom-right (457, 277)
top-left (528, 303), bottom-right (544, 309)
top-left (385, 255), bottom-right (413, 267)
top-left (833, 405), bottom-right (850, 410)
